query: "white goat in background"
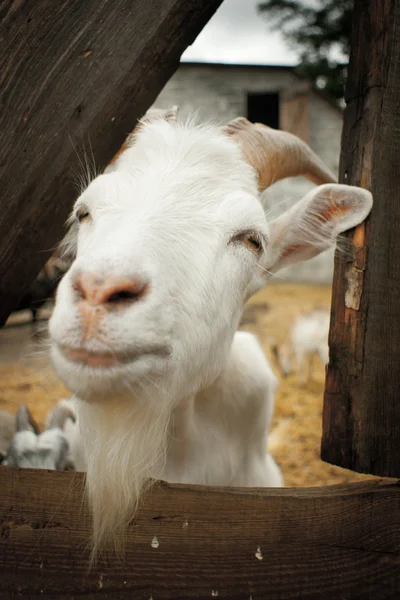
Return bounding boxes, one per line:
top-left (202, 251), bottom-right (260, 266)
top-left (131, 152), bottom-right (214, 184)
top-left (273, 309), bottom-right (330, 385)
top-left (48, 107), bottom-right (372, 559)
top-left (2, 399), bottom-right (82, 470)
top-left (3, 404), bottom-right (70, 470)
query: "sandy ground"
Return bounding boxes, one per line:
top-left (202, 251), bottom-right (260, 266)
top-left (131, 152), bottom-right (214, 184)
top-left (0, 284), bottom-right (372, 486)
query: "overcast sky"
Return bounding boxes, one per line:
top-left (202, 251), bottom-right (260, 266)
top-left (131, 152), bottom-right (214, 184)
top-left (182, 0), bottom-right (299, 66)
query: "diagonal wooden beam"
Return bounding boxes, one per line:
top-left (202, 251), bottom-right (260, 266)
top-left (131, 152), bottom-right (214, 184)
top-left (0, 0), bottom-right (223, 326)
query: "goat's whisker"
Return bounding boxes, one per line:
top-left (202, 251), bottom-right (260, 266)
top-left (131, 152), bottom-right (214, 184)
top-left (255, 262), bottom-right (286, 280)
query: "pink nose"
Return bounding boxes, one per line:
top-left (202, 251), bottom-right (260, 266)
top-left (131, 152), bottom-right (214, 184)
top-left (73, 273), bottom-right (148, 307)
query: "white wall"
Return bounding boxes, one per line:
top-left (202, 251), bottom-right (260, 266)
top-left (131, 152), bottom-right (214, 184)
top-left (155, 64), bottom-right (301, 123)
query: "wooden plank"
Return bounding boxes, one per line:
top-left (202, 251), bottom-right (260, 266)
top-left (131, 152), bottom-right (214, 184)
top-left (322, 0), bottom-right (400, 476)
top-left (0, 0), bottom-right (223, 326)
top-left (0, 468), bottom-right (399, 598)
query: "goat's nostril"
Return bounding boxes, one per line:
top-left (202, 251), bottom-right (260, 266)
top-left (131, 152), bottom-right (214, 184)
top-left (104, 281), bottom-right (148, 305)
top-left (73, 273), bottom-right (148, 307)
top-left (106, 289), bottom-right (141, 304)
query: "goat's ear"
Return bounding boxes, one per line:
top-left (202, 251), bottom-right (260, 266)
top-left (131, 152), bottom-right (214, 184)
top-left (264, 184), bottom-right (373, 273)
top-left (106, 106), bottom-right (179, 172)
top-left (46, 399), bottom-right (76, 431)
top-left (16, 404), bottom-right (40, 434)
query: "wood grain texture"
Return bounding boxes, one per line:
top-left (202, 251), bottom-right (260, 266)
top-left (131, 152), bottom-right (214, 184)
top-left (322, 0), bottom-right (400, 476)
top-left (0, 0), bottom-right (223, 326)
top-left (0, 468), bottom-right (399, 599)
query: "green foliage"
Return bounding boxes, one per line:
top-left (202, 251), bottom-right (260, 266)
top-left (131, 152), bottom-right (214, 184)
top-left (258, 0), bottom-right (353, 102)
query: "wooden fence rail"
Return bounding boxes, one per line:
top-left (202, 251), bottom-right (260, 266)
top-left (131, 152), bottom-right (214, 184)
top-left (0, 468), bottom-right (399, 599)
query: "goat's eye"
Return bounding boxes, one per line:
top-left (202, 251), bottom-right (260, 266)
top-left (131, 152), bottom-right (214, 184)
top-left (231, 232), bottom-right (264, 254)
top-left (232, 232), bottom-right (263, 253)
top-left (243, 233), bottom-right (262, 252)
top-left (76, 207), bottom-right (90, 223)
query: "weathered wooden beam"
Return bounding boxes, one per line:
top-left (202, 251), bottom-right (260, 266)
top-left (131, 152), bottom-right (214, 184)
top-left (0, 468), bottom-right (399, 599)
top-left (0, 0), bottom-right (223, 326)
top-left (322, 0), bottom-right (400, 476)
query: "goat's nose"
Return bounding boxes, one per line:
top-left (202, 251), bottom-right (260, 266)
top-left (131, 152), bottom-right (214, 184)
top-left (73, 273), bottom-right (148, 307)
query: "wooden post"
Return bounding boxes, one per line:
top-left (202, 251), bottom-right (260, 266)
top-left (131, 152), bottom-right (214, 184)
top-left (322, 0), bottom-right (400, 476)
top-left (0, 0), bottom-right (222, 326)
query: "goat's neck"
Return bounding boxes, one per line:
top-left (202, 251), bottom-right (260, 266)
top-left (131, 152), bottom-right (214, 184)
top-left (162, 332), bottom-right (276, 487)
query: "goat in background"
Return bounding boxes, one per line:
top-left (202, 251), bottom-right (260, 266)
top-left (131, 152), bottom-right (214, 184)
top-left (2, 400), bottom-right (80, 470)
top-left (272, 309), bottom-right (330, 385)
top-left (14, 256), bottom-right (69, 322)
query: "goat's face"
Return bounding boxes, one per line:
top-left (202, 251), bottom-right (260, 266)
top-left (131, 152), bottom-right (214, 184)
top-left (50, 111), bottom-right (372, 406)
top-left (50, 122), bottom-right (269, 403)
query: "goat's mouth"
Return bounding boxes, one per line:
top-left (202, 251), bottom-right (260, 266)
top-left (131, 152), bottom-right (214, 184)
top-left (58, 345), bottom-right (170, 368)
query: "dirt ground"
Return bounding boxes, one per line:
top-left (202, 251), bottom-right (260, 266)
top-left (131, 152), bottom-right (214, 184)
top-left (243, 283), bottom-right (372, 487)
top-left (0, 283), bottom-right (372, 487)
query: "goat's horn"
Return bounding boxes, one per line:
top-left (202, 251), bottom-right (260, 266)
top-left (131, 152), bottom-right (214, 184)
top-left (107, 106), bottom-right (179, 170)
top-left (16, 404), bottom-right (40, 434)
top-left (224, 117), bottom-right (336, 191)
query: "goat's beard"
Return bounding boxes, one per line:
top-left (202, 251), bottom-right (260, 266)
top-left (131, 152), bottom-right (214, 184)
top-left (77, 396), bottom-right (171, 564)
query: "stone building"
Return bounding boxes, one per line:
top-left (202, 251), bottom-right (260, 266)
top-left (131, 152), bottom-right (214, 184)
top-left (154, 62), bottom-right (343, 284)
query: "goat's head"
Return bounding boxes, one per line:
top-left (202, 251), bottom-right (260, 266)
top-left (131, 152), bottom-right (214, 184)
top-left (50, 108), bottom-right (372, 404)
top-left (48, 107), bottom-right (372, 559)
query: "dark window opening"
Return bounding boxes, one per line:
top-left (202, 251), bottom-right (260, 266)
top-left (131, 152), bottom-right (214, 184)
top-left (247, 92), bottom-right (280, 129)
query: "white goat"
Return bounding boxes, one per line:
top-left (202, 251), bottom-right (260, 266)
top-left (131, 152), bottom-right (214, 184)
top-left (273, 309), bottom-right (330, 384)
top-left (3, 404), bottom-right (70, 470)
top-left (49, 107), bottom-right (372, 559)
